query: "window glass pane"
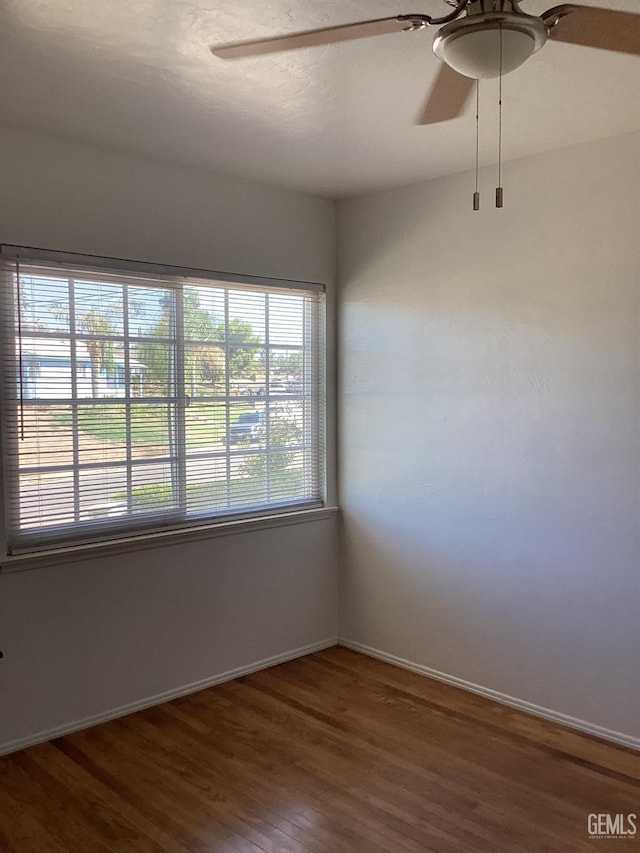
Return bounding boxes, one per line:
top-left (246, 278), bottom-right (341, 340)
top-left (74, 338), bottom-right (126, 400)
top-left (228, 291), bottom-right (266, 344)
top-left (184, 344), bottom-right (226, 397)
top-left (128, 287), bottom-right (174, 339)
top-left (133, 342), bottom-right (175, 397)
top-left (72, 403), bottom-right (173, 463)
top-left (185, 401), bottom-right (227, 450)
top-left (268, 293), bottom-right (304, 346)
top-left (18, 405), bottom-right (74, 470)
top-left (129, 404), bottom-right (173, 460)
top-left (78, 462), bottom-right (177, 521)
top-left (182, 286), bottom-right (222, 343)
top-left (130, 462), bottom-right (178, 514)
top-left (269, 347), bottom-right (304, 393)
top-left (228, 402), bottom-right (265, 449)
top-left (184, 455), bottom-right (228, 513)
top-left (20, 274), bottom-right (70, 333)
top-left (74, 280), bottom-right (125, 337)
top-left (75, 403), bottom-right (128, 463)
top-left (21, 337), bottom-right (73, 398)
top-left (78, 465), bottom-right (130, 522)
top-left (270, 455), bottom-right (306, 501)
top-left (19, 474), bottom-right (77, 530)
top-left (229, 344), bottom-right (261, 388)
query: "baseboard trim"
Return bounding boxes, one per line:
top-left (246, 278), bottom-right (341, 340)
top-left (338, 638), bottom-right (640, 751)
top-left (0, 637), bottom-right (338, 757)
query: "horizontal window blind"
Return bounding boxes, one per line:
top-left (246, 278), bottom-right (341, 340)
top-left (0, 250), bottom-right (325, 554)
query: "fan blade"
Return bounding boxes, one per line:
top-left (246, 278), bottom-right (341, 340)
top-left (542, 4), bottom-right (640, 55)
top-left (417, 63), bottom-right (475, 125)
top-left (211, 16), bottom-right (422, 59)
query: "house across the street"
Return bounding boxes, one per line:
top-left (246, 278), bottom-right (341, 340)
top-left (20, 336), bottom-right (147, 398)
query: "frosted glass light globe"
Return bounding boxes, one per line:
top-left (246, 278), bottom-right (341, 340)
top-left (433, 14), bottom-right (548, 80)
top-left (438, 28), bottom-right (536, 78)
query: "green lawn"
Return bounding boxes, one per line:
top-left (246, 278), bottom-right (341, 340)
top-left (54, 405), bottom-right (169, 445)
top-left (185, 403), bottom-right (251, 447)
top-left (116, 469), bottom-right (304, 512)
top-left (54, 402), bottom-right (254, 449)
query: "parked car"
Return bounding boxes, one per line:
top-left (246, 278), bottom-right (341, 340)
top-left (229, 411), bottom-right (266, 444)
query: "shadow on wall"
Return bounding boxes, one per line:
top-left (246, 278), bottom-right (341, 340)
top-left (338, 485), bottom-right (637, 730)
top-left (337, 241), bottom-right (638, 739)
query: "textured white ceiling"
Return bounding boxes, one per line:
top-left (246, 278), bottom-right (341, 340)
top-left (0, 0), bottom-right (638, 197)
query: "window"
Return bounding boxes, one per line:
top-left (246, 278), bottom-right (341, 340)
top-left (0, 247), bottom-right (325, 555)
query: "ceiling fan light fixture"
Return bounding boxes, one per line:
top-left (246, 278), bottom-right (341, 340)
top-left (433, 12), bottom-right (548, 79)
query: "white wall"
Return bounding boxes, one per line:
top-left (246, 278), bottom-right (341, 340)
top-left (338, 132), bottom-right (640, 744)
top-left (0, 127), bottom-right (338, 752)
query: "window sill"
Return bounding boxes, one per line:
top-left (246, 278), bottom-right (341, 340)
top-left (0, 506), bottom-right (339, 574)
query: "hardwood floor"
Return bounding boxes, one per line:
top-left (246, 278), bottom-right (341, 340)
top-left (1, 646), bottom-right (638, 852)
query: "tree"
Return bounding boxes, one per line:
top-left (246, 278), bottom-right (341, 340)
top-left (271, 351), bottom-right (302, 378)
top-left (50, 303), bottom-right (115, 397)
top-left (225, 318), bottom-right (260, 380)
top-left (185, 344), bottom-right (225, 395)
top-left (241, 417), bottom-right (302, 480)
top-left (183, 289), bottom-right (216, 341)
top-left (136, 289), bottom-right (223, 394)
top-left (81, 309), bottom-right (115, 397)
top-left (135, 324), bottom-right (170, 389)
top-left (197, 348), bottom-right (225, 384)
top-left (183, 290), bottom-right (223, 394)
top-left (136, 288), bottom-right (262, 394)
top-left (137, 292), bottom-right (261, 391)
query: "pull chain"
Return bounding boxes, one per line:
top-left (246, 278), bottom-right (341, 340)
top-left (473, 80), bottom-right (480, 211)
top-left (496, 26), bottom-right (504, 208)
top-left (16, 255), bottom-right (25, 441)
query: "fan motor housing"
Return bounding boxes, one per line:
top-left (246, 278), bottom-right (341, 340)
top-left (466, 0), bottom-right (526, 13)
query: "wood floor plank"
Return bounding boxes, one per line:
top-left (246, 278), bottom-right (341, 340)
top-left (322, 647), bottom-right (640, 781)
top-left (27, 742), bottom-right (182, 853)
top-left (225, 669), bottom-right (592, 851)
top-left (154, 701), bottom-right (446, 853)
top-left (1, 753), bottom-right (115, 853)
top-left (125, 707), bottom-right (379, 853)
top-left (1, 646), bottom-right (637, 852)
top-left (0, 784), bottom-right (71, 853)
top-left (214, 678), bottom-right (518, 852)
top-left (185, 681), bottom-right (469, 853)
top-left (160, 701), bottom-right (419, 853)
top-left (279, 654), bottom-right (639, 803)
top-left (110, 713), bottom-right (316, 853)
top-left (60, 725), bottom-right (270, 853)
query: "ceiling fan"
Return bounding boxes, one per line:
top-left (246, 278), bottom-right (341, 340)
top-left (210, 1), bottom-right (640, 124)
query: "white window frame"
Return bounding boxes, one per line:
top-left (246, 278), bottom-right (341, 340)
top-left (0, 245), bottom-right (336, 571)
